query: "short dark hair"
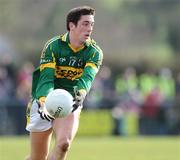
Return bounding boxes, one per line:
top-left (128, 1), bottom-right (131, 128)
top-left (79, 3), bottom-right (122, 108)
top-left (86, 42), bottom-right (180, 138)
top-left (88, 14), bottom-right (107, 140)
top-left (66, 6), bottom-right (95, 31)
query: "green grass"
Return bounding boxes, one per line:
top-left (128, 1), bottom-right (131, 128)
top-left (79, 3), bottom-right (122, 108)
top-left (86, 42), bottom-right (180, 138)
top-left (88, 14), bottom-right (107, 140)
top-left (0, 136), bottom-right (179, 160)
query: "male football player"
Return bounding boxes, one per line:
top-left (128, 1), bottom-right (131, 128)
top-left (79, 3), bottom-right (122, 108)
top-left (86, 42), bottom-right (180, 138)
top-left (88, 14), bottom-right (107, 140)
top-left (26, 6), bottom-right (103, 160)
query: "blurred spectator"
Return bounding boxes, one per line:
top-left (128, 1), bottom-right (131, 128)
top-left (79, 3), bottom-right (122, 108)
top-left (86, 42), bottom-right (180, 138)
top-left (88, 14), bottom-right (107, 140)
top-left (166, 72), bottom-right (180, 134)
top-left (157, 68), bottom-right (176, 134)
top-left (0, 62), bottom-right (15, 106)
top-left (112, 67), bottom-right (141, 136)
top-left (98, 65), bottom-right (116, 108)
top-left (16, 61), bottom-right (34, 106)
top-left (158, 68), bottom-right (175, 108)
top-left (0, 58), bottom-right (16, 134)
top-left (139, 87), bottom-right (164, 135)
top-left (1, 54), bottom-right (16, 80)
top-left (139, 69), bottom-right (159, 134)
top-left (84, 65), bottom-right (115, 109)
top-left (141, 87), bottom-right (163, 118)
top-left (139, 69), bottom-right (158, 97)
top-left (111, 106), bottom-right (124, 135)
top-left (84, 75), bottom-right (103, 109)
top-left (115, 67), bottom-right (143, 106)
top-left (115, 67), bottom-right (138, 96)
top-left (175, 72), bottom-right (180, 100)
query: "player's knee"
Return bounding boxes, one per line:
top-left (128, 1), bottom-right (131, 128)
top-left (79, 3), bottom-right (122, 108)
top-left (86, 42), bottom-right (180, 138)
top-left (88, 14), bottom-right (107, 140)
top-left (56, 138), bottom-right (71, 153)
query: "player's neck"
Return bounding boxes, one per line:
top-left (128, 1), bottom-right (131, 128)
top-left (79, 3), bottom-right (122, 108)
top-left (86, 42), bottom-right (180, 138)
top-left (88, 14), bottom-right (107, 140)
top-left (69, 32), bottom-right (84, 49)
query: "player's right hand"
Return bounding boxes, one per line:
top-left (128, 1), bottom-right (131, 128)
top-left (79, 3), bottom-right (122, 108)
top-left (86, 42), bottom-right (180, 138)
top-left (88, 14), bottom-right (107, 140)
top-left (37, 100), bottom-right (55, 121)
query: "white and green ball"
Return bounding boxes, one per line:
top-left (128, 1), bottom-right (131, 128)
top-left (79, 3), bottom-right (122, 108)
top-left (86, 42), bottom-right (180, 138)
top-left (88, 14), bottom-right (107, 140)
top-left (45, 89), bottom-right (74, 118)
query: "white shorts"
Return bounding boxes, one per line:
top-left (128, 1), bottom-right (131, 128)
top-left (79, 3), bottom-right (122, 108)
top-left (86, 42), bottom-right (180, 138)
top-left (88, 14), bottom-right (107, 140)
top-left (26, 100), bottom-right (52, 132)
top-left (26, 100), bottom-right (82, 132)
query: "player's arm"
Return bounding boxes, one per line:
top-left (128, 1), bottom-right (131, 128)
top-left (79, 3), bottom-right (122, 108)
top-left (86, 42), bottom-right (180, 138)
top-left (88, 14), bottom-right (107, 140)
top-left (73, 50), bottom-right (103, 110)
top-left (35, 42), bottom-right (56, 121)
top-left (78, 50), bottom-right (103, 93)
top-left (35, 43), bottom-right (56, 99)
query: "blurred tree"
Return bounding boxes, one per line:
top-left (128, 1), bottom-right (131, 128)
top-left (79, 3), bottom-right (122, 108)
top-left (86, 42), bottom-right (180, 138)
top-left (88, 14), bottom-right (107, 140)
top-left (0, 0), bottom-right (180, 68)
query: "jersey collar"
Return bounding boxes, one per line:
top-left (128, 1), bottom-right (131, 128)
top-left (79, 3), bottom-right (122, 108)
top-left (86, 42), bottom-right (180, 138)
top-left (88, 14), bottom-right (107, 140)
top-left (61, 32), bottom-right (70, 43)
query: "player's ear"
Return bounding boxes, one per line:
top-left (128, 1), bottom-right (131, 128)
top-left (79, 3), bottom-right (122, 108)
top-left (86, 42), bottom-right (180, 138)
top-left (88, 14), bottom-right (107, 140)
top-left (69, 22), bottom-right (75, 30)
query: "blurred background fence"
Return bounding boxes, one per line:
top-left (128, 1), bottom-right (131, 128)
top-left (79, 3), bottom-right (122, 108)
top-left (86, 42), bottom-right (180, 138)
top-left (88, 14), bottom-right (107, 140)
top-left (0, 0), bottom-right (180, 136)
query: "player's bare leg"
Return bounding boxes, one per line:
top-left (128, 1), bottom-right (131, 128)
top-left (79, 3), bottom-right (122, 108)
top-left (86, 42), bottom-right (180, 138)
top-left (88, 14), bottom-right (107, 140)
top-left (27, 128), bottom-right (52, 160)
top-left (48, 109), bottom-right (81, 160)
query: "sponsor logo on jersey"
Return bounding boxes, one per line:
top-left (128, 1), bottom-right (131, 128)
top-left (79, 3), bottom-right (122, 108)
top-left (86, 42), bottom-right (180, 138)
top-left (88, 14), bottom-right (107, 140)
top-left (55, 66), bottom-right (83, 80)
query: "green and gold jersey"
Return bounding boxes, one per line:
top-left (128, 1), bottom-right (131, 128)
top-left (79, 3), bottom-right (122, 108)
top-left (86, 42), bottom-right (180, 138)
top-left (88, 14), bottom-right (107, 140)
top-left (32, 32), bottom-right (103, 99)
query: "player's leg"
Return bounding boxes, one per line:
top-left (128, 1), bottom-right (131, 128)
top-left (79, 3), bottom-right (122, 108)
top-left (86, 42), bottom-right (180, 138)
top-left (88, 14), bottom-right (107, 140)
top-left (30, 129), bottom-right (52, 160)
top-left (25, 129), bottom-right (52, 160)
top-left (48, 108), bottom-right (81, 160)
top-left (25, 100), bottom-right (53, 160)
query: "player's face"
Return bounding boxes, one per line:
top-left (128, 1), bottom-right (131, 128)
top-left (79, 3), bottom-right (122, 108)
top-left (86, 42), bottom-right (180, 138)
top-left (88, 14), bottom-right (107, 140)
top-left (71, 15), bottom-right (94, 43)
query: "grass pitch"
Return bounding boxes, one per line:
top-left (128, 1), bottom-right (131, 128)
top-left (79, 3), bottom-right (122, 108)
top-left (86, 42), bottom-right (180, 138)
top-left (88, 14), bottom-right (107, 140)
top-left (0, 136), bottom-right (179, 160)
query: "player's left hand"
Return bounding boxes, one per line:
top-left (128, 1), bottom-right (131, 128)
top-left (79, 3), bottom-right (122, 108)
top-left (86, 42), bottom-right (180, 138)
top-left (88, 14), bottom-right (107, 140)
top-left (72, 87), bottom-right (86, 112)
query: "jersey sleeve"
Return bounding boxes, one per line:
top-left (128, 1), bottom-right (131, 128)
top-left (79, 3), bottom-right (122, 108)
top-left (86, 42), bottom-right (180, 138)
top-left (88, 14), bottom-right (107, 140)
top-left (35, 42), bottom-right (56, 99)
top-left (77, 49), bottom-right (103, 93)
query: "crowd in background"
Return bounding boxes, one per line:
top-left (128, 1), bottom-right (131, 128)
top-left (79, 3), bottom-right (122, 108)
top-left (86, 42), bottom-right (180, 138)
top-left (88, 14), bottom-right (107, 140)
top-left (84, 65), bottom-right (180, 135)
top-left (0, 56), bottom-right (180, 135)
top-left (0, 56), bottom-right (34, 107)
